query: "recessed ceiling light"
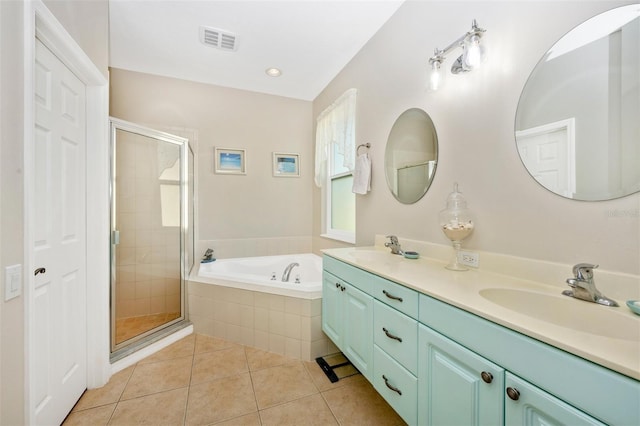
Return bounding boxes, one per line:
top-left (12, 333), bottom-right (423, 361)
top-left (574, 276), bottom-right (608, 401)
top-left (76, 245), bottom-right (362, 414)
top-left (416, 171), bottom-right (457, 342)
top-left (265, 67), bottom-right (282, 77)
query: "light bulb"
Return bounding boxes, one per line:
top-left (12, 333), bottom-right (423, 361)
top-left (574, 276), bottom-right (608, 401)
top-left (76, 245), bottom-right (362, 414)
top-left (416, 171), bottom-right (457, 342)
top-left (429, 60), bottom-right (443, 91)
top-left (463, 35), bottom-right (482, 69)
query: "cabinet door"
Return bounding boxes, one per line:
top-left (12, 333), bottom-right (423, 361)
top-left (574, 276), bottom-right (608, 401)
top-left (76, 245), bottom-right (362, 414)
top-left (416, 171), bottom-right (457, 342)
top-left (418, 325), bottom-right (504, 426)
top-left (343, 283), bottom-right (374, 380)
top-left (505, 373), bottom-right (605, 426)
top-left (322, 272), bottom-right (344, 348)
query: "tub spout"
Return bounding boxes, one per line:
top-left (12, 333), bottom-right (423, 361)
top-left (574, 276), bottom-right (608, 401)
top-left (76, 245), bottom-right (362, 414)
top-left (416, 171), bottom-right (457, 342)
top-left (282, 262), bottom-right (299, 282)
top-left (201, 248), bottom-right (215, 263)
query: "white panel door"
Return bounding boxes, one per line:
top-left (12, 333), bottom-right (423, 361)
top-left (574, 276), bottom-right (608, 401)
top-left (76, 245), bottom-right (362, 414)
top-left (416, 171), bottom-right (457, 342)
top-left (516, 119), bottom-right (575, 197)
top-left (32, 38), bottom-right (87, 426)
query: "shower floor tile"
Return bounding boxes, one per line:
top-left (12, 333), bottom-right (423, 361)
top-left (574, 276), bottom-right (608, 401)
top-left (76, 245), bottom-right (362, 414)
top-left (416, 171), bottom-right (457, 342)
top-left (115, 312), bottom-right (181, 344)
top-left (65, 333), bottom-right (407, 425)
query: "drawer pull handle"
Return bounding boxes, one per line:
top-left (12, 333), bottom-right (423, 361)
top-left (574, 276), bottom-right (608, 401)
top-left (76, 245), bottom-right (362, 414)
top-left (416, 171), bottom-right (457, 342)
top-left (382, 290), bottom-right (403, 302)
top-left (480, 371), bottom-right (493, 384)
top-left (382, 327), bottom-right (403, 342)
top-left (341, 285), bottom-right (345, 292)
top-left (335, 283), bottom-right (340, 288)
top-left (382, 375), bottom-right (402, 396)
top-left (506, 387), bottom-right (520, 401)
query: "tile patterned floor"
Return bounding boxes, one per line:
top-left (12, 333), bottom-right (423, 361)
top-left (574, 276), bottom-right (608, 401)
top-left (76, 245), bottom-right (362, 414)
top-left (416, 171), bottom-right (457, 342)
top-left (63, 334), bottom-right (406, 426)
top-left (115, 313), bottom-right (181, 344)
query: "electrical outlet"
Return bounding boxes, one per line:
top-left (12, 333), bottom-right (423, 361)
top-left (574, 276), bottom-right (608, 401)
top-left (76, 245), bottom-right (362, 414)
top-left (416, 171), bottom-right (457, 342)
top-left (459, 251), bottom-right (479, 268)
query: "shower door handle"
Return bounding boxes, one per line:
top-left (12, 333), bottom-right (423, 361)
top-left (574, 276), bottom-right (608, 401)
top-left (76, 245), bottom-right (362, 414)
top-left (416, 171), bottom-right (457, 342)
top-left (112, 230), bottom-right (120, 245)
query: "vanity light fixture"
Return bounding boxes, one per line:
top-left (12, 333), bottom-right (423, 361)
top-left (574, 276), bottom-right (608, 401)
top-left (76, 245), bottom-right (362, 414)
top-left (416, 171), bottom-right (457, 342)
top-left (428, 19), bottom-right (486, 91)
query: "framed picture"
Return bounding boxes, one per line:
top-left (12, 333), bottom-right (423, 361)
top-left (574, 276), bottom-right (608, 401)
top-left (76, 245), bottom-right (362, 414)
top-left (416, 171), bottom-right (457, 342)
top-left (214, 148), bottom-right (246, 175)
top-left (273, 152), bottom-right (300, 177)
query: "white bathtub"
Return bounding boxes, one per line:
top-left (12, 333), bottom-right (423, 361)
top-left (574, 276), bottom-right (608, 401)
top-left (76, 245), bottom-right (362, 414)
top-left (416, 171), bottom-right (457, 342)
top-left (190, 253), bottom-right (323, 299)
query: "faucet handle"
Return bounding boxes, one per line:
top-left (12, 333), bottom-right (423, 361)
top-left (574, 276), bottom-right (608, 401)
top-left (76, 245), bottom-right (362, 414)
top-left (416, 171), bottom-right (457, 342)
top-left (572, 263), bottom-right (598, 280)
top-left (385, 235), bottom-right (399, 244)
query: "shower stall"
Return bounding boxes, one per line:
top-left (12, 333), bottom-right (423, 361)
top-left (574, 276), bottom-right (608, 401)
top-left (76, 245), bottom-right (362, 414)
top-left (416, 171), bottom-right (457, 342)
top-left (109, 118), bottom-right (194, 359)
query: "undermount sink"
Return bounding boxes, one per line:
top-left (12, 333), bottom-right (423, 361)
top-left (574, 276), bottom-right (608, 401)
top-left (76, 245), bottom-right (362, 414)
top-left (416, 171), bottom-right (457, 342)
top-left (479, 288), bottom-right (640, 341)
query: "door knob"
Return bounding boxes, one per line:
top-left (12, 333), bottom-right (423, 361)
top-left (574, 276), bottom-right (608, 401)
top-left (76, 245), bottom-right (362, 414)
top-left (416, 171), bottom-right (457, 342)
top-left (34, 267), bottom-right (46, 276)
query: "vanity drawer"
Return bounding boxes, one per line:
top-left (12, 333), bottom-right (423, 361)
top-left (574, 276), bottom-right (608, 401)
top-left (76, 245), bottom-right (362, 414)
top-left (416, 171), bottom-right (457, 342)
top-left (374, 300), bottom-right (418, 375)
top-left (373, 345), bottom-right (417, 425)
top-left (372, 275), bottom-right (419, 318)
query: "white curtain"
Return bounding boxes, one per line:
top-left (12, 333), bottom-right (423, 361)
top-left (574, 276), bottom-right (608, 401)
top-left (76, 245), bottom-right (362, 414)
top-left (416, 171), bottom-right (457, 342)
top-left (314, 88), bottom-right (357, 187)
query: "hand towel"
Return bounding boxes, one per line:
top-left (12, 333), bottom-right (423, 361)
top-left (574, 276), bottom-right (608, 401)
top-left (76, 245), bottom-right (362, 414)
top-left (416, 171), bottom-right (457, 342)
top-left (352, 153), bottom-right (371, 194)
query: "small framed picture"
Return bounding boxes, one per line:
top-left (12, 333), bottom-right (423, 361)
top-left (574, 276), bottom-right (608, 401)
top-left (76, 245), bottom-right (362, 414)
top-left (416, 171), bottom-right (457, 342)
top-left (214, 148), bottom-right (246, 175)
top-left (273, 152), bottom-right (300, 177)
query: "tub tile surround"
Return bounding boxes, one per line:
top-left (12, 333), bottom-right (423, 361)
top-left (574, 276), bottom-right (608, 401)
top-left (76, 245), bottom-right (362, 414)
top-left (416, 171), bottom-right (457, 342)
top-left (188, 281), bottom-right (335, 361)
top-left (330, 236), bottom-right (640, 379)
top-left (197, 236), bottom-right (313, 262)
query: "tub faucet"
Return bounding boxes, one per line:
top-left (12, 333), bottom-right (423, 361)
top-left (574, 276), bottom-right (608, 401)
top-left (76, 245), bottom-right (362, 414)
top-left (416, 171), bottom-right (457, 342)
top-left (384, 235), bottom-right (403, 255)
top-left (282, 262), bottom-right (299, 282)
top-left (201, 248), bottom-right (215, 263)
top-left (562, 263), bottom-right (619, 307)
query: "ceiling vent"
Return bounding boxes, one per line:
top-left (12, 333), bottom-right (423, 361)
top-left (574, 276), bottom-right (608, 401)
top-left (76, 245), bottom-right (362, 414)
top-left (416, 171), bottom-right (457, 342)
top-left (200, 26), bottom-right (237, 51)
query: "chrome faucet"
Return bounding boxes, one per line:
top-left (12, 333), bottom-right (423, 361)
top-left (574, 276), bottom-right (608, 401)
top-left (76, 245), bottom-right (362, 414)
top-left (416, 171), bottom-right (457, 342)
top-left (562, 263), bottom-right (619, 307)
top-left (384, 235), bottom-right (403, 255)
top-left (282, 262), bottom-right (300, 282)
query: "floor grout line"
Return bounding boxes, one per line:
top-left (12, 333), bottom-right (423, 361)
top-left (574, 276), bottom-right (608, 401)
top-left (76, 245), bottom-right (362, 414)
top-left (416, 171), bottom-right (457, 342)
top-left (64, 333), bottom-right (403, 426)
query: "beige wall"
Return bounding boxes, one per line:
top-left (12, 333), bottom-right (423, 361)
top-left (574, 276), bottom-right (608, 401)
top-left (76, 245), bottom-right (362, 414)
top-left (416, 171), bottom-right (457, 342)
top-left (43, 0), bottom-right (109, 78)
top-left (0, 1), bottom-right (108, 424)
top-left (109, 69), bottom-right (314, 257)
top-left (313, 0), bottom-right (640, 276)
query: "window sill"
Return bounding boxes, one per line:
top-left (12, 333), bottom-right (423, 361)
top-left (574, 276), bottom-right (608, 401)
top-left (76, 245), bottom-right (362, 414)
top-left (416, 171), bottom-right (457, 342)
top-left (321, 232), bottom-right (355, 245)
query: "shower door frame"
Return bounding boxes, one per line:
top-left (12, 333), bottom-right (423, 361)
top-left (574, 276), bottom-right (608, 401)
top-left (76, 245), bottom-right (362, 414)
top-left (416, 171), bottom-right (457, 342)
top-left (109, 118), bottom-right (190, 356)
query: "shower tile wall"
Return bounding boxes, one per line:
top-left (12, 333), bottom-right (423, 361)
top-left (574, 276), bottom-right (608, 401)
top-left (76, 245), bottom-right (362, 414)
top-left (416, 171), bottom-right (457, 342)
top-left (115, 133), bottom-right (181, 320)
top-left (197, 236), bottom-right (313, 260)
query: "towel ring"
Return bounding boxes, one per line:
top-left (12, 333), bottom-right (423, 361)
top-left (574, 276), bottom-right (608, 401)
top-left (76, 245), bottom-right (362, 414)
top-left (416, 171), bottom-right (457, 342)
top-left (357, 143), bottom-right (371, 155)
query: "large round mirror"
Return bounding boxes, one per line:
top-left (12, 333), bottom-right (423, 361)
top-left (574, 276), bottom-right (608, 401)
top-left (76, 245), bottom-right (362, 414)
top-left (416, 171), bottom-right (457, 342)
top-left (515, 4), bottom-right (640, 201)
top-left (384, 108), bottom-right (438, 204)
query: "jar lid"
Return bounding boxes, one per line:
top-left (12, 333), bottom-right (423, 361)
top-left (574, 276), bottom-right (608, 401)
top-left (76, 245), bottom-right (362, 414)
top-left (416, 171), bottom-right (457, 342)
top-left (446, 183), bottom-right (467, 209)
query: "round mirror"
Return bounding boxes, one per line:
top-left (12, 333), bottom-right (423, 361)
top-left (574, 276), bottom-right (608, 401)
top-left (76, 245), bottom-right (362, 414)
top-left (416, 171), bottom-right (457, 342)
top-left (515, 4), bottom-right (640, 201)
top-left (384, 108), bottom-right (438, 204)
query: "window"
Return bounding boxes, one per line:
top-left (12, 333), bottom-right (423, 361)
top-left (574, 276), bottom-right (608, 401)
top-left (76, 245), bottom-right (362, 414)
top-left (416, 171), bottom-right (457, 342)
top-left (315, 89), bottom-right (356, 243)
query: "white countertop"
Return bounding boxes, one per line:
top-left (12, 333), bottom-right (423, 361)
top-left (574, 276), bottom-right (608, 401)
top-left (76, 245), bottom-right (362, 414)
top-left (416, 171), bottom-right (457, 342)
top-left (323, 246), bottom-right (640, 381)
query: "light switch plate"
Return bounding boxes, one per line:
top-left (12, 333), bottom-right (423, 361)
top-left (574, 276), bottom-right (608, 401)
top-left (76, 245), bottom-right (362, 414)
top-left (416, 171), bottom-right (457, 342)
top-left (5, 264), bottom-right (22, 301)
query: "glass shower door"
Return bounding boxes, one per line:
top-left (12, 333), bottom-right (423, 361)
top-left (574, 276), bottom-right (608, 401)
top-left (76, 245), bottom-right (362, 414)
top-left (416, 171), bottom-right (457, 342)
top-left (110, 118), bottom-right (189, 355)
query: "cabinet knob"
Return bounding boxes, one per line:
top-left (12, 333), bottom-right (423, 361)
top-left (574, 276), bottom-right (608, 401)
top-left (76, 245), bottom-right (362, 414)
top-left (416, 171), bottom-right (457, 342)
top-left (335, 282), bottom-right (340, 288)
top-left (506, 387), bottom-right (520, 401)
top-left (480, 371), bottom-right (493, 384)
top-left (340, 285), bottom-right (346, 292)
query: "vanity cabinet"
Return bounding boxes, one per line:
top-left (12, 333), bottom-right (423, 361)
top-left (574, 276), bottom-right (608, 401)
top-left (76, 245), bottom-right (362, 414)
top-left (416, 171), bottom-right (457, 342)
top-left (322, 254), bottom-right (639, 426)
top-left (504, 373), bottom-right (605, 426)
top-left (418, 324), bottom-right (504, 425)
top-left (373, 300), bottom-right (419, 424)
top-left (322, 270), bottom-right (373, 380)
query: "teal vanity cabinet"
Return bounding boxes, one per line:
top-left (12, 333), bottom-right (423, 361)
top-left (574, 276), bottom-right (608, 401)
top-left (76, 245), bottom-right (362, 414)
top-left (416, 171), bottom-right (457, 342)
top-left (420, 295), bottom-right (635, 426)
top-left (504, 373), bottom-right (604, 426)
top-left (372, 286), bottom-right (419, 425)
top-left (322, 262), bottom-right (374, 380)
top-left (323, 255), bottom-right (419, 423)
top-left (323, 254), bottom-right (639, 426)
top-left (418, 324), bottom-right (504, 425)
